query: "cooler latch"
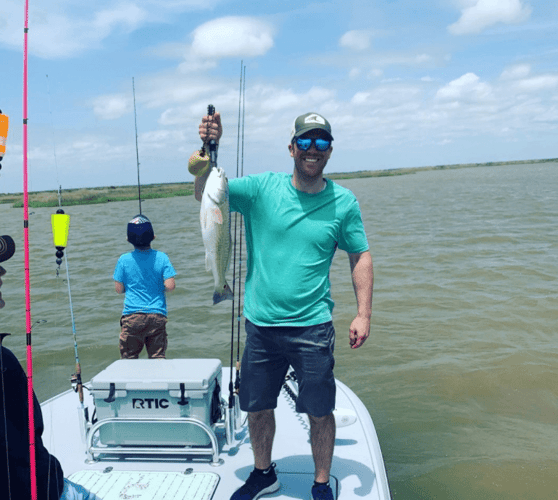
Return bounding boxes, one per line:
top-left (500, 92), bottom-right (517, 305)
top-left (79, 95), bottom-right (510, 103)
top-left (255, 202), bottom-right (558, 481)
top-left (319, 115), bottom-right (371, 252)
top-left (178, 383), bottom-right (189, 406)
top-left (104, 383), bottom-right (116, 403)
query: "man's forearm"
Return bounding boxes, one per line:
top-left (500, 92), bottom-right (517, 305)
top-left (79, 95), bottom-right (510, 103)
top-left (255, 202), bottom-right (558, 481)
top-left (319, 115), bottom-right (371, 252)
top-left (349, 251), bottom-right (373, 318)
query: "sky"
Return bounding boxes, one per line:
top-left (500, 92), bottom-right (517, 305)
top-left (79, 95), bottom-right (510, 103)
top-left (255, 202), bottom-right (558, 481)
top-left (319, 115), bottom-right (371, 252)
top-left (0, 0), bottom-right (557, 194)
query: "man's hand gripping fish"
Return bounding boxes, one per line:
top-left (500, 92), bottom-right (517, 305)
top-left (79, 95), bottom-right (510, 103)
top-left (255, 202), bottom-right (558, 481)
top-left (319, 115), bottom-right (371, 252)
top-left (200, 165), bottom-right (233, 304)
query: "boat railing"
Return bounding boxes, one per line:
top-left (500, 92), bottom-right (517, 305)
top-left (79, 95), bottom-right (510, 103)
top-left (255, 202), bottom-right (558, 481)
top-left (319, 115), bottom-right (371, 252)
top-left (85, 416), bottom-right (223, 466)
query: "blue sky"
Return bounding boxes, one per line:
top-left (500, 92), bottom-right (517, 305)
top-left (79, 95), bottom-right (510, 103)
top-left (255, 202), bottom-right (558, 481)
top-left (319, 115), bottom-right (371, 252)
top-left (0, 0), bottom-right (557, 193)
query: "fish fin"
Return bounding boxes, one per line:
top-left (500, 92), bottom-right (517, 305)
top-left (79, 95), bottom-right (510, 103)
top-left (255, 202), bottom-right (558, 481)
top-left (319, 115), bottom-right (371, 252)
top-left (213, 282), bottom-right (234, 305)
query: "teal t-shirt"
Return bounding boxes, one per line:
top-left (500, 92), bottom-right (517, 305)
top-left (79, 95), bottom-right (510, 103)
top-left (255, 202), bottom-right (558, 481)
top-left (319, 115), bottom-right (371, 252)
top-left (113, 249), bottom-right (176, 316)
top-left (229, 172), bottom-right (369, 326)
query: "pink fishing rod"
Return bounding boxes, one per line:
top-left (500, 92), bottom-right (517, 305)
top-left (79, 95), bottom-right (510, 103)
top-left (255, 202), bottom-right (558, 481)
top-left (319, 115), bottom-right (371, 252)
top-left (22, 0), bottom-right (38, 498)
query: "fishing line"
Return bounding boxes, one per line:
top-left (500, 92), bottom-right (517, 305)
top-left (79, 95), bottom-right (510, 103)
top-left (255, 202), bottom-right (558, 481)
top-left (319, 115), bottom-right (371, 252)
top-left (132, 78), bottom-right (142, 215)
top-left (46, 75), bottom-right (61, 192)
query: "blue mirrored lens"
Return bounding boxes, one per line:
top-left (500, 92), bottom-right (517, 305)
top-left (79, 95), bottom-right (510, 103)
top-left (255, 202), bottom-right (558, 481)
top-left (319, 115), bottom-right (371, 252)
top-left (314, 139), bottom-right (331, 151)
top-left (296, 138), bottom-right (312, 150)
top-left (296, 138), bottom-right (331, 151)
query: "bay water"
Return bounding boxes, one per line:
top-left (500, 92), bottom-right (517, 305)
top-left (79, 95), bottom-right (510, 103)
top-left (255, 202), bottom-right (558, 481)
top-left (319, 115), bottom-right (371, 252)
top-left (1, 162), bottom-right (557, 499)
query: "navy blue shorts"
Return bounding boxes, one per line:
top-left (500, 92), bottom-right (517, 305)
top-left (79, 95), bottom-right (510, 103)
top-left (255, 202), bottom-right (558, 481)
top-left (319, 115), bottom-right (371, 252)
top-left (239, 319), bottom-right (336, 417)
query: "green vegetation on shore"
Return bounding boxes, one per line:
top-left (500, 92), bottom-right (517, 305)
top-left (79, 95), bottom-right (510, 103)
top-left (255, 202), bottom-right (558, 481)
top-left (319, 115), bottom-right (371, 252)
top-left (0, 158), bottom-right (555, 208)
top-left (0, 183), bottom-right (195, 208)
top-left (325, 157), bottom-right (558, 180)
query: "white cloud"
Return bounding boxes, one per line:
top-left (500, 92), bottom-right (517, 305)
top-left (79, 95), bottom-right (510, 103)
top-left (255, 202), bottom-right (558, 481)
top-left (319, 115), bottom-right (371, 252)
top-left (448, 0), bottom-right (532, 35)
top-left (339, 30), bottom-right (372, 51)
top-left (351, 92), bottom-right (370, 105)
top-left (0, 0), bottom-right (222, 59)
top-left (414, 54), bottom-right (433, 64)
top-left (139, 129), bottom-right (186, 149)
top-left (367, 68), bottom-right (384, 79)
top-left (435, 73), bottom-right (492, 100)
top-left (29, 3), bottom-right (148, 58)
top-left (158, 88), bottom-right (239, 125)
top-left (349, 68), bottom-right (362, 79)
top-left (515, 75), bottom-right (558, 92)
top-left (178, 55), bottom-right (219, 74)
top-left (255, 86), bottom-right (336, 113)
top-left (533, 106), bottom-right (558, 123)
top-left (92, 95), bottom-right (132, 120)
top-left (500, 63), bottom-right (531, 80)
top-left (191, 17), bottom-right (275, 58)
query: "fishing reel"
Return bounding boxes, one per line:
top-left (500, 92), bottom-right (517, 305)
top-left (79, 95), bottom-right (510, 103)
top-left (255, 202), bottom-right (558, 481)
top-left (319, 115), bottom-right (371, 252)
top-left (187, 104), bottom-right (216, 178)
top-left (70, 372), bottom-right (81, 391)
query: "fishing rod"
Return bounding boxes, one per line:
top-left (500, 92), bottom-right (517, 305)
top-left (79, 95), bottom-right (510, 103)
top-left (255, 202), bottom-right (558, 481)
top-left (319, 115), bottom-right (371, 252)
top-left (227, 62), bottom-right (246, 436)
top-left (132, 77), bottom-right (142, 214)
top-left (229, 67), bottom-right (240, 411)
top-left (46, 74), bottom-right (88, 430)
top-left (21, 0), bottom-right (38, 496)
top-left (232, 63), bottom-right (246, 396)
top-left (207, 104), bottom-right (217, 169)
top-left (230, 62), bottom-right (242, 388)
top-left (51, 201), bottom-right (88, 429)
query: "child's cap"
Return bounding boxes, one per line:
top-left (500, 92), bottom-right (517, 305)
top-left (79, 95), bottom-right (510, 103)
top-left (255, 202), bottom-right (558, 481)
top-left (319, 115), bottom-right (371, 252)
top-left (127, 214), bottom-right (154, 247)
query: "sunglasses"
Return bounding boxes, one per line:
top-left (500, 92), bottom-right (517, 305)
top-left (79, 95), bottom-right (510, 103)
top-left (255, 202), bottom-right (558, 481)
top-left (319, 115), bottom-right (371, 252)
top-left (295, 137), bottom-right (332, 152)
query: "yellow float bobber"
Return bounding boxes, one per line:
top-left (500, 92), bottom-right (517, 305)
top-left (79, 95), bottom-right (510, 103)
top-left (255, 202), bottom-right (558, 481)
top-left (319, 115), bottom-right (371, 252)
top-left (51, 209), bottom-right (70, 265)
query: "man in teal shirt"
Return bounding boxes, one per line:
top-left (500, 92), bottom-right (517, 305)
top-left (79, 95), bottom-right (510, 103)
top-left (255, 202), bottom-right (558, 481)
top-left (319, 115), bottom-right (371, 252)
top-left (192, 111), bottom-right (373, 500)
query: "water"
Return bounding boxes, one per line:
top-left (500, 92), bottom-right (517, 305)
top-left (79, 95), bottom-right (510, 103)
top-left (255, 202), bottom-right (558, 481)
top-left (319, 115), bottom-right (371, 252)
top-left (1, 162), bottom-right (557, 499)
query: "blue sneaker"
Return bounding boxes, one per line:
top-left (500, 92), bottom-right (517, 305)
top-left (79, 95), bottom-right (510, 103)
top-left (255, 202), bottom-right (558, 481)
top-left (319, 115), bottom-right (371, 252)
top-left (230, 463), bottom-right (280, 500)
top-left (310, 482), bottom-right (334, 500)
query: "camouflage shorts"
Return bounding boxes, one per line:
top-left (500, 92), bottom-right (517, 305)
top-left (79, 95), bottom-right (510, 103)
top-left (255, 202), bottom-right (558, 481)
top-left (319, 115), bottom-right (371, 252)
top-left (119, 313), bottom-right (168, 359)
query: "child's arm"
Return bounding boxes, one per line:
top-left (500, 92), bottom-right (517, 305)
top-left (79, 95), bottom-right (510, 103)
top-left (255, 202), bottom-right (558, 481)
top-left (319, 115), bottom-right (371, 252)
top-left (164, 277), bottom-right (175, 292)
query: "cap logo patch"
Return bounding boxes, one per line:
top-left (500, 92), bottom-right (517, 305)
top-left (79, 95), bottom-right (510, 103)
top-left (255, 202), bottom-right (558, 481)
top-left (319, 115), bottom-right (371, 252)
top-left (304, 114), bottom-right (326, 125)
top-left (130, 216), bottom-right (149, 225)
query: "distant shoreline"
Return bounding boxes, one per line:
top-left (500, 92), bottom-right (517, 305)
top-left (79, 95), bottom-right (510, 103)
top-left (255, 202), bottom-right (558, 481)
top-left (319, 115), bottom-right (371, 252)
top-left (1, 158), bottom-right (556, 208)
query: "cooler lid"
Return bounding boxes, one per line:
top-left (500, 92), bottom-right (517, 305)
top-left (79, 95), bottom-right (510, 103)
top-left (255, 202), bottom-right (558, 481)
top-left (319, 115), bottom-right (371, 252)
top-left (90, 359), bottom-right (222, 391)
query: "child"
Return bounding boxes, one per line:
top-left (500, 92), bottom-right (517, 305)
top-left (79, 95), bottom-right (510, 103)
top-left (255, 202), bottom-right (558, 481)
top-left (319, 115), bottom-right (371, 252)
top-left (114, 214), bottom-right (176, 359)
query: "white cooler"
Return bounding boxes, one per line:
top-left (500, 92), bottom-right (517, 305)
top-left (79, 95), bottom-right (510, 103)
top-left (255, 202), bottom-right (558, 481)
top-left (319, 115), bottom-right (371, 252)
top-left (90, 359), bottom-right (222, 447)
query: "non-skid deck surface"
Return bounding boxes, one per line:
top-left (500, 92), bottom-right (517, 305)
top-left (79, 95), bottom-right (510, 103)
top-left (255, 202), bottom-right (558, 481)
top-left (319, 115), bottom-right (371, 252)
top-left (68, 470), bottom-right (339, 500)
top-left (68, 470), bottom-right (219, 500)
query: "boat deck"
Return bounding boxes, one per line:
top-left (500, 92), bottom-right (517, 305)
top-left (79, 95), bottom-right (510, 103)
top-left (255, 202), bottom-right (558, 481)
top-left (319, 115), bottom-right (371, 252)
top-left (41, 368), bottom-right (390, 499)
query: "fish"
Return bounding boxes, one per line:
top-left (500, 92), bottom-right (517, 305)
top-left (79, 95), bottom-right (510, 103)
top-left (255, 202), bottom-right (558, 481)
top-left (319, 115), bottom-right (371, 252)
top-left (200, 166), bottom-right (233, 304)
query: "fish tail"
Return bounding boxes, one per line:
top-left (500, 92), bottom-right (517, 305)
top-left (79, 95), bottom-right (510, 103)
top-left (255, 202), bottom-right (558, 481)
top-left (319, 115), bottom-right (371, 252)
top-left (213, 282), bottom-right (234, 305)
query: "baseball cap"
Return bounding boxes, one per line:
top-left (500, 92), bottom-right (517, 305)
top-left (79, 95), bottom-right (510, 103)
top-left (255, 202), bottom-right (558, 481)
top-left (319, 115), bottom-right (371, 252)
top-left (127, 214), bottom-right (154, 247)
top-left (290, 112), bottom-right (334, 142)
top-left (0, 235), bottom-right (15, 263)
